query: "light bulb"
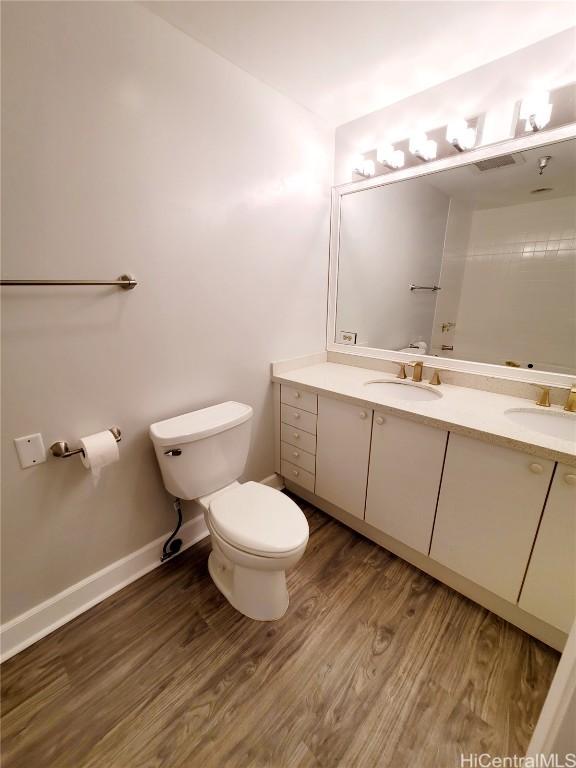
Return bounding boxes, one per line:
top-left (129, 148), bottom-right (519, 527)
top-left (409, 132), bottom-right (437, 161)
top-left (409, 132), bottom-right (426, 154)
top-left (376, 144), bottom-right (405, 169)
top-left (351, 155), bottom-right (375, 178)
top-left (446, 119), bottom-right (467, 144)
top-left (446, 120), bottom-right (476, 151)
top-left (362, 159), bottom-right (375, 177)
top-left (528, 103), bottom-right (552, 132)
top-left (520, 91), bottom-right (552, 132)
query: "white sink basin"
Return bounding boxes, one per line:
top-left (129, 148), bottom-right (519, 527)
top-left (504, 408), bottom-right (576, 442)
top-left (365, 380), bottom-right (443, 402)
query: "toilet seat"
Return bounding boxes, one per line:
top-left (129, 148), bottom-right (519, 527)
top-left (208, 482), bottom-right (308, 558)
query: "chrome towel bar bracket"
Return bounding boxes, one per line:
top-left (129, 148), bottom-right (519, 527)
top-left (50, 427), bottom-right (121, 459)
top-left (1, 274), bottom-right (137, 290)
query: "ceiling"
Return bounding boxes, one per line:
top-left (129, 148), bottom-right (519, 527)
top-left (144, 1), bottom-right (576, 127)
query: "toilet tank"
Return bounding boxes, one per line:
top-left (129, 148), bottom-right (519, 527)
top-left (150, 401), bottom-right (253, 500)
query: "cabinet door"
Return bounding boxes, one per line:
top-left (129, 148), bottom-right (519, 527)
top-left (519, 464), bottom-right (576, 632)
top-left (430, 433), bottom-right (554, 602)
top-left (315, 396), bottom-right (373, 519)
top-left (365, 413), bottom-right (448, 554)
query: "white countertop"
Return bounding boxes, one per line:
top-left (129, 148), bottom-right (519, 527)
top-left (272, 362), bottom-right (576, 466)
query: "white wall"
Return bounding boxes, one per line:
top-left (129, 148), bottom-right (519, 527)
top-left (1, 2), bottom-right (331, 622)
top-left (334, 28), bottom-right (576, 185)
top-left (336, 181), bottom-right (449, 350)
top-left (453, 197), bottom-right (576, 373)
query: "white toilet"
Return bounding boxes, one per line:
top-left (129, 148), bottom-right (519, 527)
top-left (150, 401), bottom-right (309, 621)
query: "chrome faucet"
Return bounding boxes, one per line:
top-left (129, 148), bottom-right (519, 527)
top-left (565, 385), bottom-right (576, 412)
top-left (409, 361), bottom-right (423, 382)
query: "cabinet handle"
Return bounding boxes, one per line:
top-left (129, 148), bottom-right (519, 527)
top-left (292, 451), bottom-right (300, 458)
top-left (293, 412), bottom-right (300, 419)
top-left (565, 474), bottom-right (576, 486)
top-left (294, 391), bottom-right (301, 399)
top-left (529, 463), bottom-right (544, 474)
top-left (292, 432), bottom-right (300, 439)
top-left (359, 411), bottom-right (368, 419)
top-left (293, 469), bottom-right (299, 477)
top-left (375, 416), bottom-right (385, 425)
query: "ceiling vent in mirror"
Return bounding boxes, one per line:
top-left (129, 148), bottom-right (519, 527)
top-left (473, 154), bottom-right (525, 172)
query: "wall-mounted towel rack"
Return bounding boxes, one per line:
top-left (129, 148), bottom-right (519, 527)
top-left (50, 427), bottom-right (121, 459)
top-left (0, 274), bottom-right (137, 290)
top-left (409, 284), bottom-right (441, 292)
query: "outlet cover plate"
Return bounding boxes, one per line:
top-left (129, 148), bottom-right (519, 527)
top-left (14, 433), bottom-right (46, 469)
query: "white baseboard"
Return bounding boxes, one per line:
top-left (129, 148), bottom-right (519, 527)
top-left (0, 473), bottom-right (284, 663)
top-left (0, 515), bottom-right (209, 663)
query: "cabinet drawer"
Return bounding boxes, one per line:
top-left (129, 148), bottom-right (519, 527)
top-left (281, 423), bottom-right (316, 454)
top-left (281, 385), bottom-right (318, 414)
top-left (281, 442), bottom-right (316, 474)
top-left (281, 404), bottom-right (317, 435)
top-left (281, 460), bottom-right (315, 493)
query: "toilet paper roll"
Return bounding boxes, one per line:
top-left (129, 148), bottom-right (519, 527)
top-left (80, 430), bottom-right (119, 481)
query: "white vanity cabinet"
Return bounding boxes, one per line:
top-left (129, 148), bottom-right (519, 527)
top-left (365, 413), bottom-right (448, 553)
top-left (430, 434), bottom-right (555, 602)
top-left (315, 396), bottom-right (373, 519)
top-left (276, 373), bottom-right (574, 648)
top-left (519, 464), bottom-right (576, 633)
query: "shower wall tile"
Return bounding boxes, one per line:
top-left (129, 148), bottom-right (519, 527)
top-left (453, 196), bottom-right (576, 374)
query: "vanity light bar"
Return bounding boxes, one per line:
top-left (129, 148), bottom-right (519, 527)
top-left (350, 84), bottom-right (559, 179)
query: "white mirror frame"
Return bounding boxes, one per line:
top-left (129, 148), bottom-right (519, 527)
top-left (327, 123), bottom-right (576, 387)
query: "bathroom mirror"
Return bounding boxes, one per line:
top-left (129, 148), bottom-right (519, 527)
top-left (330, 132), bottom-right (576, 377)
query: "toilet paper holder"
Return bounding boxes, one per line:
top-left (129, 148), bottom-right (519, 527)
top-left (50, 426), bottom-right (121, 459)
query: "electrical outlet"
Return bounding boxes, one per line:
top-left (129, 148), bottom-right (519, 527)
top-left (338, 330), bottom-right (357, 345)
top-left (14, 433), bottom-right (46, 469)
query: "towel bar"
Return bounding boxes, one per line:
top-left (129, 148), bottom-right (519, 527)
top-left (1, 274), bottom-right (137, 290)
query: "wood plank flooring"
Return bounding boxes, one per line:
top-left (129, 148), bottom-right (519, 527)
top-left (1, 495), bottom-right (559, 768)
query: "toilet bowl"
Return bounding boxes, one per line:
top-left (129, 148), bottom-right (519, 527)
top-left (200, 481), bottom-right (308, 620)
top-left (150, 402), bottom-right (309, 621)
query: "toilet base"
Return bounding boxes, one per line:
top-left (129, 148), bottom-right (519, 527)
top-left (208, 548), bottom-right (289, 621)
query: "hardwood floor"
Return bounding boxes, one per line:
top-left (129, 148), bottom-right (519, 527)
top-left (1, 495), bottom-right (559, 768)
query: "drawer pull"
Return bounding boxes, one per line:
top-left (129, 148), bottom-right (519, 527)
top-left (293, 391), bottom-right (301, 399)
top-left (292, 451), bottom-right (300, 458)
top-left (375, 416), bottom-right (385, 425)
top-left (293, 412), bottom-right (301, 419)
top-left (292, 432), bottom-right (300, 439)
top-left (529, 463), bottom-right (544, 474)
top-left (293, 469), bottom-right (300, 477)
top-left (359, 411), bottom-right (368, 420)
top-left (565, 474), bottom-right (576, 486)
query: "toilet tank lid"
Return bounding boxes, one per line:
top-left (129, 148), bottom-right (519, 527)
top-left (150, 401), bottom-right (253, 446)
